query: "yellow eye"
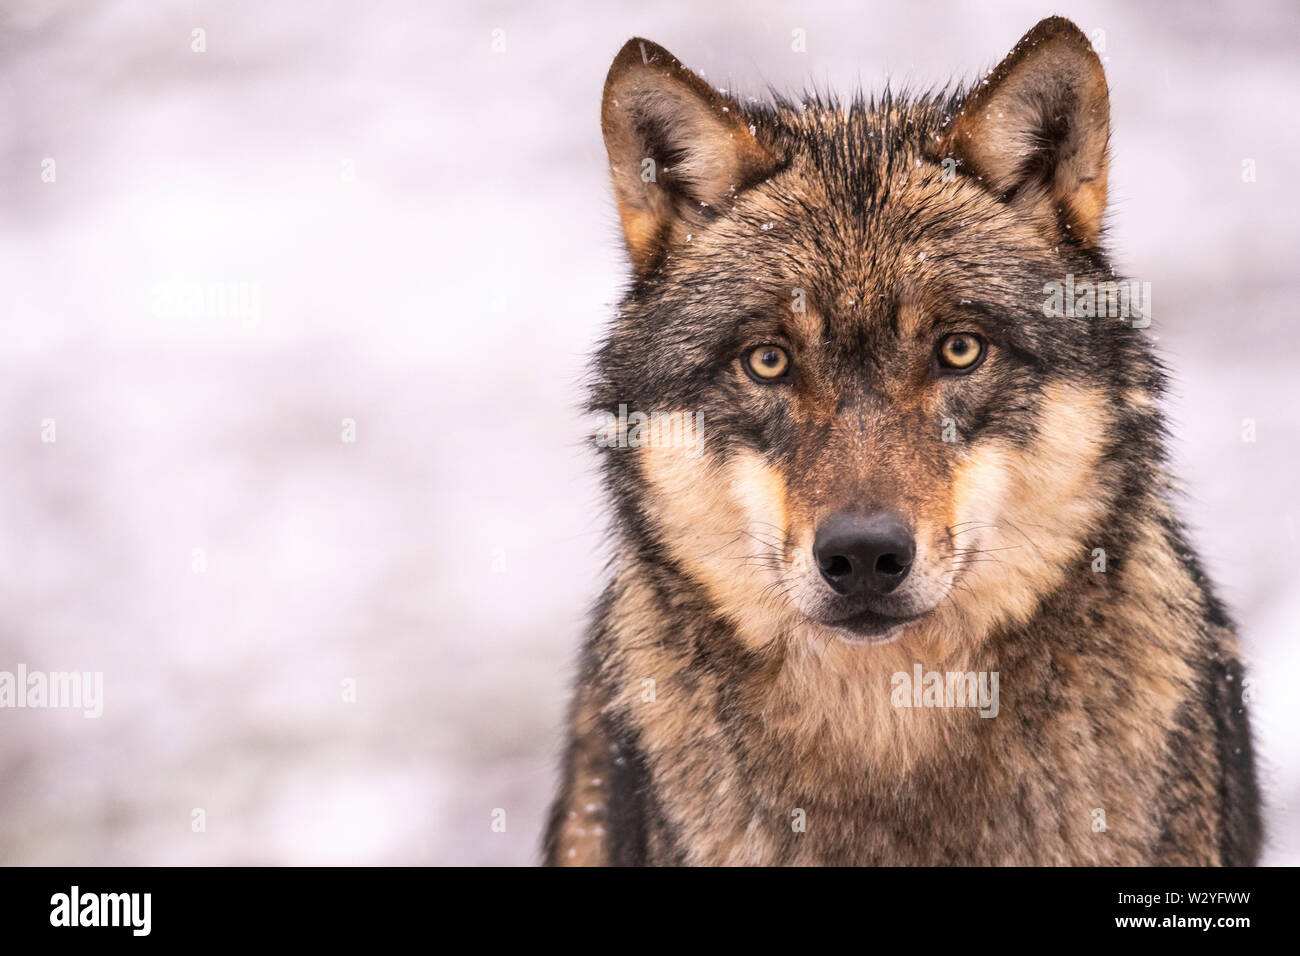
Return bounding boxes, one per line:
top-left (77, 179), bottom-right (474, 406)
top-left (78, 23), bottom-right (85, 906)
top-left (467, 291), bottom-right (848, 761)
top-left (937, 333), bottom-right (983, 371)
top-left (746, 345), bottom-right (791, 381)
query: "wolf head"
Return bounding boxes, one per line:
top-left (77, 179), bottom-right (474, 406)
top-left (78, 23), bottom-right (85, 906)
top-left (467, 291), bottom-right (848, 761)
top-left (593, 18), bottom-right (1164, 651)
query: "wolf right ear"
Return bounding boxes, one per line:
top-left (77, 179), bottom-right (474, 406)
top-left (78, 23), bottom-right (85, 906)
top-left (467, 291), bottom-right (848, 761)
top-left (602, 39), bottom-right (780, 276)
top-left (934, 17), bottom-right (1110, 249)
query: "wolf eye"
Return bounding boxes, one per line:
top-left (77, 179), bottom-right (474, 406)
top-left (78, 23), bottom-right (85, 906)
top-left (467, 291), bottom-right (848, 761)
top-left (937, 333), bottom-right (984, 372)
top-left (745, 345), bottom-right (791, 382)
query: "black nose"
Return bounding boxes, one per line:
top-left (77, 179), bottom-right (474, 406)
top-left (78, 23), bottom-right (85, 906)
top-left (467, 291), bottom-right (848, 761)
top-left (813, 512), bottom-right (915, 596)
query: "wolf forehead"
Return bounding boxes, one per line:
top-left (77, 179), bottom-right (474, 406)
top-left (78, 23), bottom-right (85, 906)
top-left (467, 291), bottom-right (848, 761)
top-left (639, 102), bottom-right (1059, 324)
top-left (686, 104), bottom-right (1034, 272)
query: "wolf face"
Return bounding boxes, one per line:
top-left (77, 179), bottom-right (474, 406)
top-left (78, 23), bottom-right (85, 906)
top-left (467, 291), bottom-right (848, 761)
top-left (593, 20), bottom-right (1155, 651)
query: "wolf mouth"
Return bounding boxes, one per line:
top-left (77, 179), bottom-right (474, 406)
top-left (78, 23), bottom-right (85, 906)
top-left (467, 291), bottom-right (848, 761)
top-left (820, 606), bottom-right (925, 643)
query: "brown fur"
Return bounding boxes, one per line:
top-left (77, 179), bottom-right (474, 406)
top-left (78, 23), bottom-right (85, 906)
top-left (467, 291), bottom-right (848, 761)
top-left (544, 18), bottom-right (1260, 866)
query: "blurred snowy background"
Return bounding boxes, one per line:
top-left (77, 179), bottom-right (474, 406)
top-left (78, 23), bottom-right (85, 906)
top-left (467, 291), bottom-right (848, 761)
top-left (0, 0), bottom-right (1296, 865)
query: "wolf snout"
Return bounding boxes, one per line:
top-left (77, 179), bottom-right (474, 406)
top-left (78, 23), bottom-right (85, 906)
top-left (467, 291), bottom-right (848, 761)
top-left (813, 512), bottom-right (915, 596)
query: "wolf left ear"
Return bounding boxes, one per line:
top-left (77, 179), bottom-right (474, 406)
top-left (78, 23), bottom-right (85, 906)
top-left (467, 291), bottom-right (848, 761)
top-left (602, 38), bottom-right (780, 275)
top-left (935, 17), bottom-right (1110, 248)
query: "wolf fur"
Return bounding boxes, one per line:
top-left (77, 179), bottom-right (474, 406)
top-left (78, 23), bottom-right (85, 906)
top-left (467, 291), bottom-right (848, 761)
top-left (544, 17), bottom-right (1260, 866)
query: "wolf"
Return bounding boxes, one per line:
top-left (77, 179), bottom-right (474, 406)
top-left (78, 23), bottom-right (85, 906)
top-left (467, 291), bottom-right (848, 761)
top-left (544, 17), bottom-right (1261, 865)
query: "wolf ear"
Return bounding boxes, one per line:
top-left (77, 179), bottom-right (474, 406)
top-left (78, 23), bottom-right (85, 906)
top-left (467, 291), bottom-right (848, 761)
top-left (602, 38), bottom-right (780, 275)
top-left (935, 17), bottom-right (1110, 248)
